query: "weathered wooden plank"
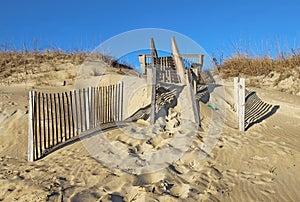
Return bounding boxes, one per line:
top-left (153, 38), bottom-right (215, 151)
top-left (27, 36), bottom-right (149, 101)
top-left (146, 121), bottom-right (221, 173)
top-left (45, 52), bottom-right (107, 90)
top-left (116, 84), bottom-right (120, 121)
top-left (94, 87), bottom-right (97, 126)
top-left (42, 93), bottom-right (46, 150)
top-left (234, 77), bottom-right (239, 114)
top-left (108, 85), bottom-right (111, 122)
top-left (62, 92), bottom-right (67, 141)
top-left (54, 94), bottom-right (59, 144)
top-left (119, 82), bottom-right (123, 121)
top-left (86, 87), bottom-right (91, 130)
top-left (38, 92), bottom-right (42, 157)
top-left (70, 91), bottom-right (75, 138)
top-left (114, 84), bottom-right (116, 121)
top-left (58, 93), bottom-right (63, 143)
top-left (83, 88), bottom-right (87, 131)
top-left (100, 86), bottom-right (103, 123)
top-left (46, 93), bottom-right (50, 149)
top-left (65, 92), bottom-right (71, 140)
top-left (34, 92), bottom-right (38, 159)
top-left (28, 91), bottom-right (34, 162)
top-left (103, 86), bottom-right (106, 123)
top-left (96, 87), bottom-right (99, 125)
top-left (89, 87), bottom-right (93, 128)
top-left (238, 78), bottom-right (245, 131)
top-left (50, 93), bottom-right (55, 147)
top-left (79, 89), bottom-right (83, 132)
top-left (74, 90), bottom-right (79, 135)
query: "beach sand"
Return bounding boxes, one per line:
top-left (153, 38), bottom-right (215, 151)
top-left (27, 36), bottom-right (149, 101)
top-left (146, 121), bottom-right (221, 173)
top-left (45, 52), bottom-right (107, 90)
top-left (0, 64), bottom-right (299, 201)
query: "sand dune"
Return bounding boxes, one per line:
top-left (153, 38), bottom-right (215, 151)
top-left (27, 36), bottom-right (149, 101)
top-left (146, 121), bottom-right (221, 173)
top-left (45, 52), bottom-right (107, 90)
top-left (0, 67), bottom-right (299, 201)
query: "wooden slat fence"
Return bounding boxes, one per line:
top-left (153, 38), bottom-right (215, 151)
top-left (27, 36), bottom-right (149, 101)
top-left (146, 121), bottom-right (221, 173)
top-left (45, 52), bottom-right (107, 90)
top-left (28, 82), bottom-right (123, 161)
top-left (234, 77), bottom-right (275, 131)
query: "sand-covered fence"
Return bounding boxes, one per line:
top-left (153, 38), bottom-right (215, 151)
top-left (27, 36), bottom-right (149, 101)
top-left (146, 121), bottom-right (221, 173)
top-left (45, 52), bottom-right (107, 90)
top-left (28, 82), bottom-right (123, 161)
top-left (234, 77), bottom-right (277, 131)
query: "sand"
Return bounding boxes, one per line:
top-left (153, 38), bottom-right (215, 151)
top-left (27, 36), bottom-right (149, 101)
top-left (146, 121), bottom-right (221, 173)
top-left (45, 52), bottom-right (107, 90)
top-left (0, 64), bottom-right (299, 201)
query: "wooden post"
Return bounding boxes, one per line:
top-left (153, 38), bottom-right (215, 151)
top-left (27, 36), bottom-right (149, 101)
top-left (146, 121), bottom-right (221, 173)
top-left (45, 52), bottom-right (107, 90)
top-left (28, 91), bottom-right (34, 162)
top-left (238, 78), bottom-right (245, 131)
top-left (234, 77), bottom-right (239, 113)
top-left (150, 67), bottom-right (156, 125)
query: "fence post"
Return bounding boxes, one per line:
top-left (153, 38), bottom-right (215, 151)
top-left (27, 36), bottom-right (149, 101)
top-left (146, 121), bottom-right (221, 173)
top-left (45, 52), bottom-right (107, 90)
top-left (238, 78), bottom-right (245, 131)
top-left (28, 91), bottom-right (34, 162)
top-left (234, 77), bottom-right (239, 113)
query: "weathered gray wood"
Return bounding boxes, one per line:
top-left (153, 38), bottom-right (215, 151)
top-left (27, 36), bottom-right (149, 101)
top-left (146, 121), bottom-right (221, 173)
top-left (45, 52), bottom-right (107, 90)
top-left (38, 92), bottom-right (42, 156)
top-left (79, 89), bottom-right (83, 132)
top-left (42, 93), bottom-right (46, 150)
top-left (93, 87), bottom-right (96, 127)
top-left (50, 93), bottom-right (55, 147)
top-left (54, 94), bottom-right (58, 144)
top-left (234, 77), bottom-right (239, 113)
top-left (28, 83), bottom-right (124, 161)
top-left (46, 93), bottom-right (50, 149)
top-left (65, 92), bottom-right (71, 140)
top-left (106, 86), bottom-right (109, 122)
top-left (104, 86), bottom-right (107, 122)
top-left (238, 78), bottom-right (245, 131)
top-left (70, 91), bottom-right (75, 138)
top-left (58, 93), bottom-right (63, 143)
top-left (111, 85), bottom-right (114, 121)
top-left (28, 91), bottom-right (34, 162)
top-left (86, 87), bottom-right (91, 130)
top-left (119, 82), bottom-right (123, 121)
top-left (109, 85), bottom-right (112, 122)
top-left (74, 90), bottom-right (79, 135)
top-left (114, 84), bottom-right (117, 121)
top-left (62, 92), bottom-right (67, 141)
top-left (96, 87), bottom-right (99, 125)
top-left (90, 87), bottom-right (93, 128)
top-left (83, 88), bottom-right (87, 131)
top-left (101, 86), bottom-right (104, 123)
top-left (150, 67), bottom-right (156, 124)
top-left (94, 88), bottom-right (96, 126)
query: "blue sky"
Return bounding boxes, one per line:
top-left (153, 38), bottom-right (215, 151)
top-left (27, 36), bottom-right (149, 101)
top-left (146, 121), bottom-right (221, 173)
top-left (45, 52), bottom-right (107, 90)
top-left (0, 0), bottom-right (299, 59)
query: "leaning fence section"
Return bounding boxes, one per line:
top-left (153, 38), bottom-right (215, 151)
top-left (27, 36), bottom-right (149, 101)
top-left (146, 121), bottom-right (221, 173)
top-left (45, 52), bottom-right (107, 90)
top-left (28, 82), bottom-right (123, 162)
top-left (234, 77), bottom-right (274, 131)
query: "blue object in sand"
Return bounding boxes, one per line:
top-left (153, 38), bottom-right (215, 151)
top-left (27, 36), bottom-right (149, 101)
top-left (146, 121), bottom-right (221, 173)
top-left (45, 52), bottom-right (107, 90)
top-left (208, 103), bottom-right (216, 111)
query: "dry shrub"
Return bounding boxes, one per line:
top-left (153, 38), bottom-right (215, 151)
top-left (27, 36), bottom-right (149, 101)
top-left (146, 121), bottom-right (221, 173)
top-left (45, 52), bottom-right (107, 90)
top-left (219, 51), bottom-right (300, 79)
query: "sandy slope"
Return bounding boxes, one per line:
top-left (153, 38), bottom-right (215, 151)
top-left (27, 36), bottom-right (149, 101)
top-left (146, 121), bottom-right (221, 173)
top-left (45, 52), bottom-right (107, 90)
top-left (0, 69), bottom-right (299, 201)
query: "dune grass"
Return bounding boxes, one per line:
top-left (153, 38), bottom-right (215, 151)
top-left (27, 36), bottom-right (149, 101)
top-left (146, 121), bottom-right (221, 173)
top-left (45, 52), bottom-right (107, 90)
top-left (218, 50), bottom-right (300, 79)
